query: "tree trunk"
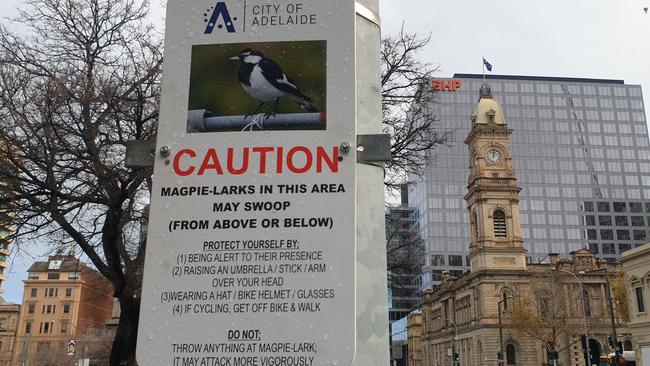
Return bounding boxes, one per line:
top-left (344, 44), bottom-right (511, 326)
top-left (111, 284), bottom-right (141, 366)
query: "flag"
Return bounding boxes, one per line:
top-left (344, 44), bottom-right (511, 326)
top-left (483, 58), bottom-right (493, 72)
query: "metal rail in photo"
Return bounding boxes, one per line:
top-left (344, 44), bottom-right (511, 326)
top-left (187, 109), bottom-right (325, 132)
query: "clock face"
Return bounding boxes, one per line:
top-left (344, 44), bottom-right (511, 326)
top-left (486, 149), bottom-right (503, 165)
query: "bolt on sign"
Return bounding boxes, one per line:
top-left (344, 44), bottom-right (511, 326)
top-left (136, 0), bottom-right (356, 365)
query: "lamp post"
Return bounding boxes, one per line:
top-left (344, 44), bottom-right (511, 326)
top-left (497, 295), bottom-right (513, 366)
top-left (435, 316), bottom-right (458, 366)
top-left (556, 268), bottom-right (591, 366)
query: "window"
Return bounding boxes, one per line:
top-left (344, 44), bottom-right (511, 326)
top-left (587, 229), bottom-right (597, 240)
top-left (636, 287), bottom-right (646, 313)
top-left (63, 304), bottom-right (70, 314)
top-left (449, 270), bottom-right (464, 278)
top-left (66, 288), bottom-right (72, 297)
top-left (28, 304), bottom-right (34, 314)
top-left (617, 230), bottom-right (630, 240)
top-left (597, 202), bottom-right (611, 212)
top-left (598, 216), bottom-right (612, 226)
top-left (25, 322), bottom-right (31, 334)
top-left (603, 244), bottom-right (616, 254)
top-left (585, 215), bottom-right (595, 226)
top-left (600, 230), bottom-right (614, 240)
top-left (0, 319), bottom-right (5, 330)
top-left (30, 288), bottom-right (37, 297)
top-left (615, 216), bottom-right (629, 226)
top-left (631, 216), bottom-right (645, 226)
top-left (28, 273), bottom-right (39, 280)
top-left (506, 344), bottom-right (516, 365)
top-left (630, 202), bottom-right (643, 212)
top-left (60, 321), bottom-right (68, 334)
top-left (47, 273), bottom-right (60, 280)
top-left (619, 244), bottom-right (631, 253)
top-left (493, 210), bottom-right (507, 237)
top-left (46, 305), bottom-right (52, 314)
top-left (502, 289), bottom-right (513, 311)
top-left (633, 230), bottom-right (647, 241)
top-left (449, 255), bottom-right (463, 267)
top-left (68, 272), bottom-right (80, 280)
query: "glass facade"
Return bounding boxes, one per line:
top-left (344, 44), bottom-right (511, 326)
top-left (410, 74), bottom-right (650, 289)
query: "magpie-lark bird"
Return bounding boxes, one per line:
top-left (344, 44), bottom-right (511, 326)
top-left (230, 49), bottom-right (318, 116)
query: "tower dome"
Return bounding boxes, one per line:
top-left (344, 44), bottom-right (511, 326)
top-left (471, 83), bottom-right (506, 125)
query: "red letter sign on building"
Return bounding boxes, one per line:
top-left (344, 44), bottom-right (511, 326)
top-left (432, 79), bottom-right (462, 92)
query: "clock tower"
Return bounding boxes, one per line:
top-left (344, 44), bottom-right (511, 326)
top-left (464, 84), bottom-right (527, 272)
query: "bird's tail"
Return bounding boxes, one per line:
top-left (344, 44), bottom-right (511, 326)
top-left (295, 95), bottom-right (318, 113)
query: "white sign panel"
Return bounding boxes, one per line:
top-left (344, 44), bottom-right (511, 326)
top-left (136, 0), bottom-right (356, 365)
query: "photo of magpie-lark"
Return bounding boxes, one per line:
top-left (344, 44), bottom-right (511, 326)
top-left (230, 49), bottom-right (319, 116)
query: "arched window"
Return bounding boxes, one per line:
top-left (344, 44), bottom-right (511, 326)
top-left (501, 288), bottom-right (513, 311)
top-left (582, 289), bottom-right (591, 317)
top-left (493, 210), bottom-right (507, 237)
top-left (506, 344), bottom-right (516, 365)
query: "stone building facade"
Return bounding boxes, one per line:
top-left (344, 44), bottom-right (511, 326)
top-left (620, 243), bottom-right (650, 365)
top-left (0, 298), bottom-right (19, 366)
top-left (407, 310), bottom-right (423, 366)
top-left (420, 84), bottom-right (630, 366)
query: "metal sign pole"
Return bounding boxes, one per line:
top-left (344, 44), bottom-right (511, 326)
top-left (351, 0), bottom-right (390, 365)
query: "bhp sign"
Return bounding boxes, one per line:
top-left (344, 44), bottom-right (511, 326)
top-left (433, 79), bottom-right (462, 91)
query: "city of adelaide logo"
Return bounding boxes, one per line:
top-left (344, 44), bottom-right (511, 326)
top-left (204, 2), bottom-right (238, 34)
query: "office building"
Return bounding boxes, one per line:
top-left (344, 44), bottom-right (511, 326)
top-left (11, 255), bottom-right (114, 365)
top-left (387, 186), bottom-right (423, 322)
top-left (410, 74), bottom-right (650, 288)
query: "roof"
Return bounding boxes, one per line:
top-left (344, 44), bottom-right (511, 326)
top-left (452, 73), bottom-right (625, 85)
top-left (27, 260), bottom-right (92, 273)
top-left (472, 95), bottom-right (506, 125)
top-left (619, 242), bottom-right (650, 263)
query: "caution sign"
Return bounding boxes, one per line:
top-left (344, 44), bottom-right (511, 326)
top-left (136, 0), bottom-right (356, 365)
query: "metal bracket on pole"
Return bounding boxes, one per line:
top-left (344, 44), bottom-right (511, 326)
top-left (124, 140), bottom-right (156, 168)
top-left (356, 134), bottom-right (391, 164)
top-left (355, 2), bottom-right (381, 27)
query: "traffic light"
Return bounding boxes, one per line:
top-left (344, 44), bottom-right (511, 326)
top-left (497, 351), bottom-right (503, 361)
top-left (581, 335), bottom-right (587, 349)
top-left (551, 351), bottom-right (559, 360)
top-left (608, 336), bottom-right (614, 347)
top-left (454, 352), bottom-right (460, 364)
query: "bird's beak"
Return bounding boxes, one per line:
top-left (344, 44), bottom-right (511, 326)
top-left (229, 56), bottom-right (240, 61)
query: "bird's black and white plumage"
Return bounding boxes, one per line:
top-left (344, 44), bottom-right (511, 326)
top-left (230, 49), bottom-right (318, 115)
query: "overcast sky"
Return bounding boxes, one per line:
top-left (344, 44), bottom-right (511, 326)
top-left (1, 0), bottom-right (649, 303)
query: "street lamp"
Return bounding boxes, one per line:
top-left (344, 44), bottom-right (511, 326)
top-left (555, 268), bottom-right (591, 366)
top-left (435, 315), bottom-right (458, 366)
top-left (497, 294), bottom-right (513, 366)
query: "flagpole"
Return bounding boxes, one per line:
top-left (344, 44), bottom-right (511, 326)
top-left (482, 58), bottom-right (486, 82)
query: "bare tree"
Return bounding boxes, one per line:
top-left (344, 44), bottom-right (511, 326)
top-left (381, 26), bottom-right (449, 189)
top-left (509, 274), bottom-right (577, 362)
top-left (0, 0), bottom-right (161, 364)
